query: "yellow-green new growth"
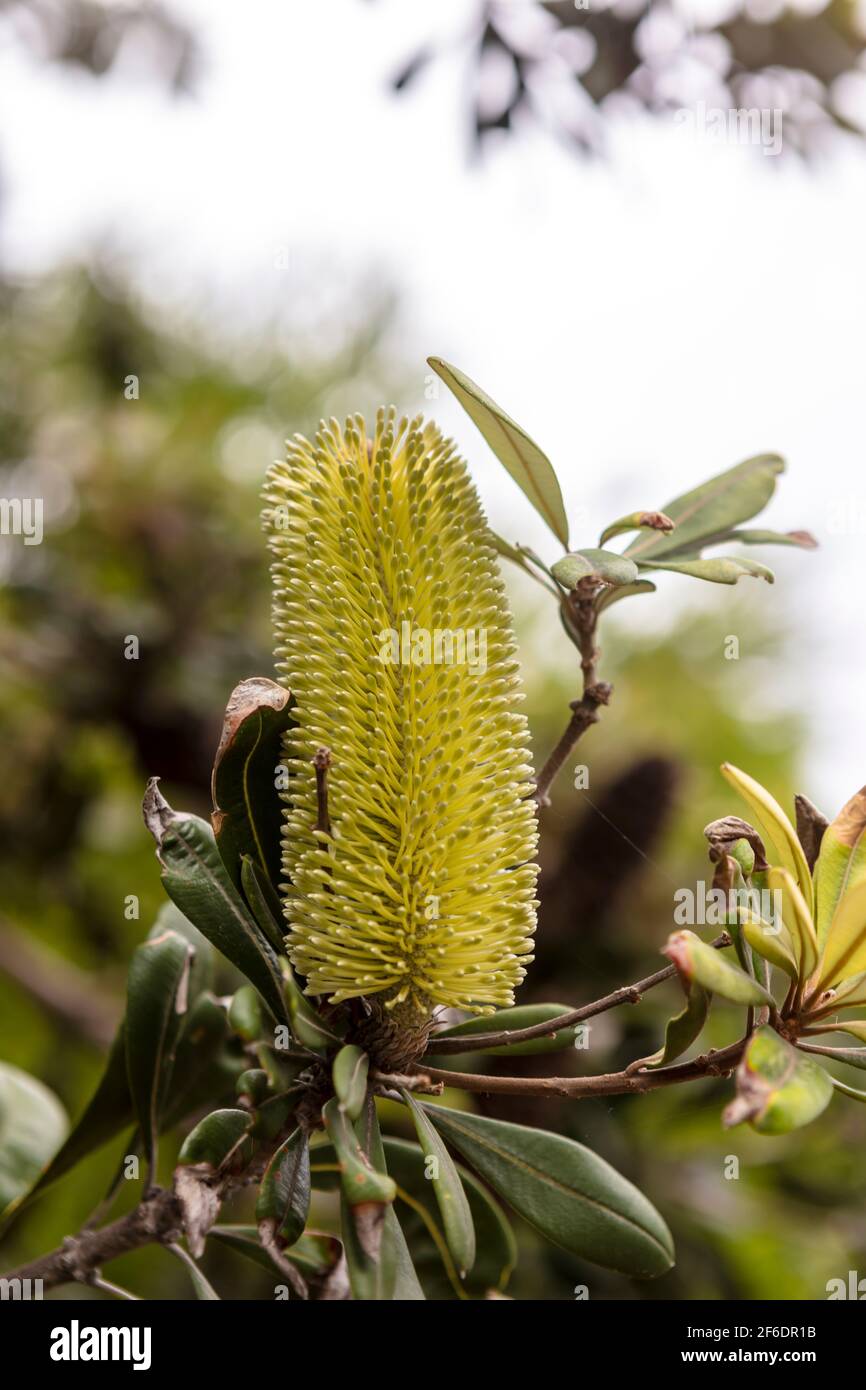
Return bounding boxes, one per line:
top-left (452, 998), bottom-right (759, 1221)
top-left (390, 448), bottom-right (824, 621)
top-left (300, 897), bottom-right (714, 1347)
top-left (262, 408), bottom-right (538, 1016)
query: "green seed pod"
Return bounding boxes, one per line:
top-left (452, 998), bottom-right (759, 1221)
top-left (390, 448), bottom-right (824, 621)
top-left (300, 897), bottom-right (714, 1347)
top-left (262, 409), bottom-right (538, 1021)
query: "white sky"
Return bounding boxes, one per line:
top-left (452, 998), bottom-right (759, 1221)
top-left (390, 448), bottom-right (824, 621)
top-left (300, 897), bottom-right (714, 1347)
top-left (1, 0), bottom-right (864, 808)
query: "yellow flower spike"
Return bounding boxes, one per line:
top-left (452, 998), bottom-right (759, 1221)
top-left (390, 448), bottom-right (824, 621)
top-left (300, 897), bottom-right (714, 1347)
top-left (262, 409), bottom-right (538, 1027)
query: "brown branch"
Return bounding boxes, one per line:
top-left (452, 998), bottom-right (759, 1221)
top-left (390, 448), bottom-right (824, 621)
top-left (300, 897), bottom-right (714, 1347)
top-left (535, 588), bottom-right (609, 806)
top-left (425, 934), bottom-right (730, 1057)
top-left (2, 1188), bottom-right (183, 1291)
top-left (422, 1038), bottom-right (747, 1100)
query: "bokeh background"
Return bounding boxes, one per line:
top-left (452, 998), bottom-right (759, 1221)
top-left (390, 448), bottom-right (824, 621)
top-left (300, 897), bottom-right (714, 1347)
top-left (2, 0), bottom-right (866, 1300)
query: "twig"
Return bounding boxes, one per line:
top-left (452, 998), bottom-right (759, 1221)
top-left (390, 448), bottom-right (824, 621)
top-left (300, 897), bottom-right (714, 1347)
top-left (424, 934), bottom-right (730, 1057)
top-left (421, 1038), bottom-right (747, 1100)
top-left (535, 588), bottom-right (609, 805)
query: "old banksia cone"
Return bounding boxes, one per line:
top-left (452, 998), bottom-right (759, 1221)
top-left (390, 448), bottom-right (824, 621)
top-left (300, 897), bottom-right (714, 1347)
top-left (262, 408), bottom-right (538, 1033)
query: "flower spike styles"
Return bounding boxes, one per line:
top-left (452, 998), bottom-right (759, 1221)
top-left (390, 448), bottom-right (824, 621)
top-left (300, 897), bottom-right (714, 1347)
top-left (262, 409), bottom-right (538, 1021)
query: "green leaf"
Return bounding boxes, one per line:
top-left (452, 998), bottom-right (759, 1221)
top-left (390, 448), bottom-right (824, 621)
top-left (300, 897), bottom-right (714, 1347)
top-left (227, 985), bottom-right (266, 1043)
top-left (813, 784), bottom-right (866, 950)
top-left (741, 909), bottom-right (799, 981)
top-left (720, 763), bottom-right (813, 903)
top-left (822, 968), bottom-right (866, 1011)
top-left (322, 1098), bottom-right (396, 1207)
top-left (663, 930), bottom-right (774, 1007)
top-left (816, 880), bottom-right (866, 989)
top-left (487, 533), bottom-right (558, 594)
top-left (624, 454), bottom-right (785, 561)
top-left (799, 1042), bottom-right (866, 1071)
top-left (427, 356), bottom-right (569, 546)
top-left (638, 556), bottom-right (774, 585)
top-left (332, 1046), bottom-right (369, 1123)
top-left (256, 1127), bottom-right (311, 1248)
top-left (646, 982), bottom-right (710, 1068)
top-left (831, 1078), bottom-right (866, 1103)
top-left (595, 579), bottom-right (656, 613)
top-left (723, 1027), bottom-right (833, 1134)
top-left (400, 1089), bottom-right (476, 1277)
top-left (167, 1242), bottom-right (221, 1299)
top-left (282, 963), bottom-right (344, 1053)
top-left (5, 1025), bottom-right (131, 1218)
top-left (379, 1137), bottom-right (515, 1299)
top-left (420, 1106), bottom-right (674, 1278)
top-left (822, 1021), bottom-right (866, 1045)
top-left (144, 778), bottom-right (288, 1025)
top-left (210, 677), bottom-right (294, 892)
top-left (720, 528), bottom-right (817, 550)
top-left (765, 866), bottom-right (818, 980)
top-left (430, 1002), bottom-right (578, 1057)
top-left (355, 1101), bottom-right (424, 1301)
top-left (177, 1108), bottom-right (253, 1170)
top-left (125, 927), bottom-right (193, 1178)
top-left (239, 854), bottom-right (285, 955)
top-left (0, 1064), bottom-right (68, 1214)
top-left (551, 548), bottom-right (639, 590)
top-left (210, 1225), bottom-right (342, 1281)
top-left (599, 510), bottom-right (675, 547)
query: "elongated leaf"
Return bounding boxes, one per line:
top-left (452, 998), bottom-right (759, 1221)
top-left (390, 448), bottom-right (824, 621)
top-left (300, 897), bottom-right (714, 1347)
top-left (257, 1127), bottom-right (310, 1248)
top-left (831, 1078), bottom-right (866, 1102)
top-left (6, 1025), bottom-right (132, 1218)
top-left (599, 510), bottom-right (674, 547)
top-left (420, 1106), bottom-right (674, 1278)
top-left (312, 1135), bottom-right (512, 1298)
top-left (488, 533), bottom-right (558, 594)
top-left (720, 763), bottom-right (812, 902)
top-left (400, 1089), bottom-right (476, 1276)
top-left (381, 1137), bottom-right (515, 1299)
top-left (240, 854), bottom-right (285, 955)
top-left (723, 1027), bottom-right (833, 1134)
top-left (822, 1021), bottom-right (866, 1044)
top-left (167, 1242), bottom-right (221, 1299)
top-left (816, 880), bottom-right (866, 988)
top-left (553, 548), bottom-right (639, 589)
top-left (638, 556), bottom-right (774, 585)
top-left (663, 930), bottom-right (773, 1006)
top-left (322, 1099), bottom-right (396, 1207)
top-left (766, 866), bottom-right (818, 980)
top-left (813, 784), bottom-right (866, 950)
top-left (177, 1108), bottom-right (252, 1170)
top-left (798, 1042), bottom-right (866, 1071)
top-left (720, 528), bottom-right (817, 550)
top-left (0, 1064), bottom-right (68, 1214)
top-left (646, 982), bottom-right (710, 1068)
top-left (430, 1002), bottom-right (578, 1057)
top-left (144, 779), bottom-right (288, 1024)
top-left (624, 455), bottom-right (785, 561)
top-left (332, 1046), bottom-right (369, 1123)
top-left (741, 911), bottom-right (798, 980)
top-left (125, 927), bottom-right (193, 1178)
top-left (356, 1102), bottom-right (425, 1301)
top-left (428, 356), bottom-right (569, 546)
top-left (818, 968), bottom-right (866, 1012)
top-left (210, 677), bottom-right (293, 891)
top-left (210, 1225), bottom-right (342, 1281)
top-left (282, 964), bottom-right (344, 1053)
top-left (595, 579), bottom-right (656, 613)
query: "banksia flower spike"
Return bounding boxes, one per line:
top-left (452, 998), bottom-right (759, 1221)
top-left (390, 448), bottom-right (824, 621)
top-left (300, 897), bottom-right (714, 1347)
top-left (262, 408), bottom-right (538, 1043)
